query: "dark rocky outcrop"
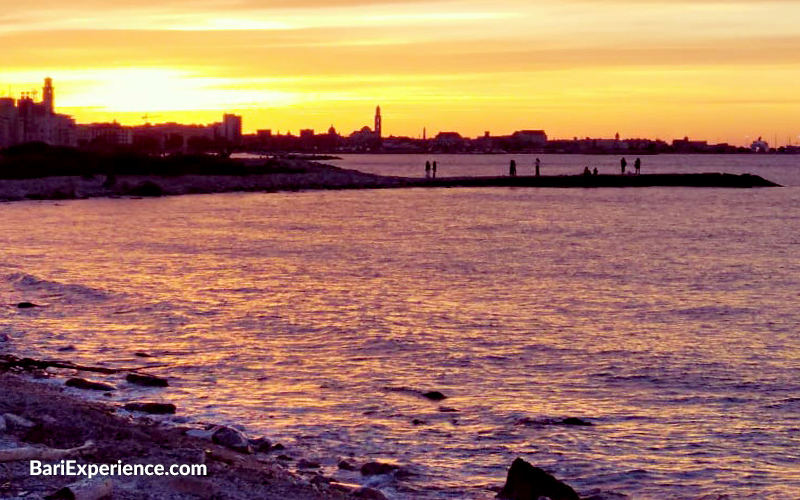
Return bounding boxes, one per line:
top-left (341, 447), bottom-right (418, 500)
top-left (16, 302), bottom-right (38, 309)
top-left (125, 373), bottom-right (169, 387)
top-left (338, 460), bottom-right (357, 471)
top-left (123, 402), bottom-right (177, 415)
top-left (211, 425), bottom-right (251, 454)
top-left (65, 378), bottom-right (116, 392)
top-left (422, 391), bottom-right (448, 401)
top-left (353, 487), bottom-right (388, 500)
top-left (561, 417), bottom-right (593, 426)
top-left (360, 461), bottom-right (399, 476)
top-left (497, 458), bottom-right (580, 500)
top-left (249, 436), bottom-right (272, 453)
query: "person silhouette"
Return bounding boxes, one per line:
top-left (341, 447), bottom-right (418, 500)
top-left (509, 159), bottom-right (517, 177)
top-left (620, 157), bottom-right (627, 175)
top-left (425, 161), bottom-right (431, 179)
top-left (634, 158), bottom-right (641, 175)
top-left (432, 161), bottom-right (437, 179)
top-left (535, 157), bottom-right (541, 177)
top-left (593, 167), bottom-right (598, 176)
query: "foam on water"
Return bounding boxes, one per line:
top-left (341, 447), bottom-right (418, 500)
top-left (1, 157), bottom-right (799, 499)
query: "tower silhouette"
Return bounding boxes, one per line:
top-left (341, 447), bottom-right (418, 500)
top-left (43, 77), bottom-right (54, 115)
top-left (374, 105), bottom-right (381, 138)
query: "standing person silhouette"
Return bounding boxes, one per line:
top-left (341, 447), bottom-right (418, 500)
top-left (425, 161), bottom-right (431, 179)
top-left (432, 161), bottom-right (437, 179)
top-left (634, 158), bottom-right (641, 175)
top-left (535, 157), bottom-right (541, 177)
top-left (620, 157), bottom-right (627, 175)
top-left (509, 159), bottom-right (517, 177)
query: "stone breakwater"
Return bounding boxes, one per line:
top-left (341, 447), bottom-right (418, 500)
top-left (0, 158), bottom-right (781, 202)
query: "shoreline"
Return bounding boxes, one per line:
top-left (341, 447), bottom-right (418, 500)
top-left (0, 160), bottom-right (782, 203)
top-left (0, 370), bottom-right (377, 500)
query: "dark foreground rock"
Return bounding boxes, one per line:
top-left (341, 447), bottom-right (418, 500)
top-left (123, 402), bottom-right (177, 415)
top-left (65, 377), bottom-right (116, 392)
top-left (498, 458), bottom-right (580, 500)
top-left (360, 461), bottom-right (399, 476)
top-left (16, 302), bottom-right (39, 309)
top-left (126, 373), bottom-right (169, 387)
top-left (212, 425), bottom-right (252, 454)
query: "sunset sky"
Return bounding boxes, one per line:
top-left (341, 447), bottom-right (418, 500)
top-left (2, 0), bottom-right (799, 145)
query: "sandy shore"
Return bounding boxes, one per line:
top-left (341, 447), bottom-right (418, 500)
top-left (0, 159), bottom-right (780, 203)
top-left (0, 372), bottom-right (366, 500)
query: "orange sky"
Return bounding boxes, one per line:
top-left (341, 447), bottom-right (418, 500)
top-left (2, 0), bottom-right (800, 145)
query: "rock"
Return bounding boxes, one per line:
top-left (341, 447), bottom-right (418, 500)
top-left (249, 436), bottom-right (272, 453)
top-left (497, 458), bottom-right (580, 500)
top-left (438, 406), bottom-right (459, 413)
top-left (338, 460), bottom-right (357, 471)
top-left (211, 426), bottom-right (252, 454)
top-left (271, 443), bottom-right (285, 451)
top-left (0, 333), bottom-right (11, 342)
top-left (123, 402), bottom-right (177, 415)
top-left (66, 378), bottom-right (117, 392)
top-left (560, 417), bottom-right (592, 426)
top-left (57, 345), bottom-right (76, 352)
top-left (277, 455), bottom-right (293, 461)
top-left (128, 181), bottom-right (163, 197)
top-left (354, 487), bottom-right (388, 500)
top-left (422, 391), bottom-right (447, 401)
top-left (17, 302), bottom-right (38, 308)
top-left (0, 415), bottom-right (6, 432)
top-left (412, 419), bottom-right (426, 425)
top-left (360, 461), bottom-right (399, 476)
top-left (134, 352), bottom-right (153, 357)
top-left (126, 373), bottom-right (169, 387)
top-left (3, 413), bottom-right (36, 429)
top-left (297, 459), bottom-right (321, 469)
top-left (185, 428), bottom-right (216, 440)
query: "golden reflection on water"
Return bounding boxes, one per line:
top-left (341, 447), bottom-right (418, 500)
top-left (2, 185), bottom-right (800, 498)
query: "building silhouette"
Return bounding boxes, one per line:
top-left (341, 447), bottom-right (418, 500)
top-left (0, 78), bottom-right (76, 148)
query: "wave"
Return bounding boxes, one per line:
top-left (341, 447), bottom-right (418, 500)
top-left (3, 272), bottom-right (112, 302)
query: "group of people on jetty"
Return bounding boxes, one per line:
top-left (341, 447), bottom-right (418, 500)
top-left (508, 157), bottom-right (642, 177)
top-left (423, 157), bottom-right (642, 179)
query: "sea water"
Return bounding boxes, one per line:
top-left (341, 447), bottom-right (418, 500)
top-left (1, 155), bottom-right (799, 499)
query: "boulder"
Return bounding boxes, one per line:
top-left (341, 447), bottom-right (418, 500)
top-left (561, 417), bottom-right (592, 426)
top-left (360, 461), bottom-right (399, 476)
top-left (422, 391), bottom-right (447, 401)
top-left (497, 458), bottom-right (580, 500)
top-left (354, 487), bottom-right (388, 500)
top-left (338, 460), bottom-right (357, 471)
top-left (123, 402), bottom-right (176, 415)
top-left (249, 436), bottom-right (272, 453)
top-left (17, 302), bottom-right (38, 309)
top-left (126, 373), bottom-right (169, 387)
top-left (66, 378), bottom-right (116, 392)
top-left (211, 426), bottom-right (252, 454)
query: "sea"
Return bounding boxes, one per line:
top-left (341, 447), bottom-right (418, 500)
top-left (1, 154), bottom-right (799, 499)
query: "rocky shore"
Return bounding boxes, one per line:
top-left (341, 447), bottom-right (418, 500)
top-left (0, 157), bottom-right (781, 203)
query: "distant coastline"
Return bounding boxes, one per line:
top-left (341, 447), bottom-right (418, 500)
top-left (0, 146), bottom-right (781, 203)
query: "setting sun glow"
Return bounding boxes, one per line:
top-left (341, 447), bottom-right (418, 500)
top-left (2, 0), bottom-right (800, 144)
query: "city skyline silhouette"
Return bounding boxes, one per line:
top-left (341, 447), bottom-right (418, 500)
top-left (2, 1), bottom-right (799, 146)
